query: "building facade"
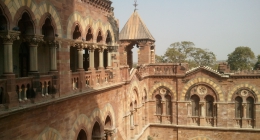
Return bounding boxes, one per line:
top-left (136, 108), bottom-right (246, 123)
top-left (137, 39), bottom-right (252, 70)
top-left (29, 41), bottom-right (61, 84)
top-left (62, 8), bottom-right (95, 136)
top-left (0, 0), bottom-right (260, 140)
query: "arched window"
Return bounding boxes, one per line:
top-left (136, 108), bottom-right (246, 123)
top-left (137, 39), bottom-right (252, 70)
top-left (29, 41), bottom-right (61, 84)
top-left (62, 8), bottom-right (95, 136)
top-left (165, 95), bottom-right (171, 115)
top-left (92, 122), bottom-right (101, 140)
top-left (86, 28), bottom-right (93, 41)
top-left (235, 96), bottom-right (243, 118)
top-left (155, 95), bottom-right (162, 115)
top-left (73, 25), bottom-right (81, 39)
top-left (106, 30), bottom-right (112, 45)
top-left (191, 95), bottom-right (200, 116)
top-left (18, 12), bottom-right (34, 35)
top-left (97, 31), bottom-right (102, 43)
top-left (42, 18), bottom-right (54, 40)
top-left (77, 129), bottom-right (87, 140)
top-left (205, 95), bottom-right (214, 117)
top-left (246, 97), bottom-right (254, 119)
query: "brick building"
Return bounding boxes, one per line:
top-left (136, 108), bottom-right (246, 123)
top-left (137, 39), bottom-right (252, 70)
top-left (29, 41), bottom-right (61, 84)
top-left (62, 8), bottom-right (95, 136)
top-left (0, 0), bottom-right (260, 140)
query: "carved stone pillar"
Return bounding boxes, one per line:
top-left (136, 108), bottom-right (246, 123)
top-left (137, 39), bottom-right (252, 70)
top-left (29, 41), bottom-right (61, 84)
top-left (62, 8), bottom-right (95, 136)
top-left (48, 41), bottom-right (58, 71)
top-left (88, 45), bottom-right (96, 71)
top-left (98, 45), bottom-right (106, 69)
top-left (0, 31), bottom-right (20, 74)
top-left (78, 47), bottom-right (84, 70)
top-left (107, 46), bottom-right (113, 69)
top-left (0, 30), bottom-right (20, 108)
top-left (23, 35), bottom-right (44, 74)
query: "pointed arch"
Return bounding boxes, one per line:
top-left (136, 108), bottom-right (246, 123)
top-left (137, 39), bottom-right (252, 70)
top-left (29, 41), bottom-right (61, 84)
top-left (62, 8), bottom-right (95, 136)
top-left (69, 114), bottom-right (91, 140)
top-left (85, 25), bottom-right (94, 42)
top-left (37, 127), bottom-right (62, 140)
top-left (37, 2), bottom-right (62, 36)
top-left (96, 29), bottom-right (103, 43)
top-left (181, 77), bottom-right (223, 101)
top-left (14, 7), bottom-right (36, 34)
top-left (0, 1), bottom-right (11, 30)
top-left (67, 12), bottom-right (86, 39)
top-left (102, 103), bottom-right (115, 128)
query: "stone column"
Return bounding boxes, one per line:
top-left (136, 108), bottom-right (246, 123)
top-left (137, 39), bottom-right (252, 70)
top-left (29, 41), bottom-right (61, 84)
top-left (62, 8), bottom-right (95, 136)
top-left (49, 41), bottom-right (57, 71)
top-left (0, 31), bottom-right (20, 74)
top-left (88, 45), bottom-right (96, 71)
top-left (199, 102), bottom-right (204, 126)
top-left (98, 45), bottom-right (105, 69)
top-left (24, 35), bottom-right (43, 74)
top-left (78, 47), bottom-right (84, 70)
top-left (0, 31), bottom-right (20, 108)
top-left (107, 46), bottom-right (113, 69)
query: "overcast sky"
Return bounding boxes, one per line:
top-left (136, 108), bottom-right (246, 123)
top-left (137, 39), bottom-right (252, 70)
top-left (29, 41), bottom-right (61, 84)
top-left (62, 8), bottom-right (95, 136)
top-left (111, 0), bottom-right (260, 61)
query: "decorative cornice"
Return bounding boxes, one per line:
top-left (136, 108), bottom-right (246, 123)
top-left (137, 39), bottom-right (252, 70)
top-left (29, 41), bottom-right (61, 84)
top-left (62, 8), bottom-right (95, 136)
top-left (0, 30), bottom-right (20, 44)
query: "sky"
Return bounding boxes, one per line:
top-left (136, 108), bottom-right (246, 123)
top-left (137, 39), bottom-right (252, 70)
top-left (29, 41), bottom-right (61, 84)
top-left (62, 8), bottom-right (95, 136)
top-left (111, 0), bottom-right (260, 61)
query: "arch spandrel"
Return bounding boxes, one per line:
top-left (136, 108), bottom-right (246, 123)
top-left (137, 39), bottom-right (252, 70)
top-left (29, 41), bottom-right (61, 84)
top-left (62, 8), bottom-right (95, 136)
top-left (149, 82), bottom-right (176, 100)
top-left (181, 77), bottom-right (223, 101)
top-left (229, 83), bottom-right (259, 102)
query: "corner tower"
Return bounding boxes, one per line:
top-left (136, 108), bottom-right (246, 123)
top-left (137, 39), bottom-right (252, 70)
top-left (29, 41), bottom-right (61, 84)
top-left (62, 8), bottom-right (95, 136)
top-left (119, 10), bottom-right (155, 69)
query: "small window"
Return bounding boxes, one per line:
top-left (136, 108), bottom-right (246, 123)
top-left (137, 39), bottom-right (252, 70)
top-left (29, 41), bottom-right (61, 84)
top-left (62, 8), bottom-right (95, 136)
top-left (155, 95), bottom-right (162, 115)
top-left (205, 95), bottom-right (214, 117)
top-left (246, 97), bottom-right (254, 119)
top-left (235, 96), bottom-right (243, 118)
top-left (165, 95), bottom-right (171, 115)
top-left (191, 95), bottom-right (200, 116)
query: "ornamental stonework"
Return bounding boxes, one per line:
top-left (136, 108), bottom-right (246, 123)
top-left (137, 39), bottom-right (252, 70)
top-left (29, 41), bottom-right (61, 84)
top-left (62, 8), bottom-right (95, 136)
top-left (197, 85), bottom-right (207, 95)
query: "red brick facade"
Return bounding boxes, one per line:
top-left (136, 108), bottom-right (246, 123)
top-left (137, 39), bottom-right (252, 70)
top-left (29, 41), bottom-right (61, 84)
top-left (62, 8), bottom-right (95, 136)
top-left (0, 1), bottom-right (260, 140)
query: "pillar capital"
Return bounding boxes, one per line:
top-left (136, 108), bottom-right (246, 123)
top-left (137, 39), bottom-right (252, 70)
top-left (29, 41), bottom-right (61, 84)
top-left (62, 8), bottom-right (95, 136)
top-left (87, 43), bottom-right (97, 51)
top-left (97, 44), bottom-right (107, 52)
top-left (0, 30), bottom-right (20, 44)
top-left (23, 34), bottom-right (44, 46)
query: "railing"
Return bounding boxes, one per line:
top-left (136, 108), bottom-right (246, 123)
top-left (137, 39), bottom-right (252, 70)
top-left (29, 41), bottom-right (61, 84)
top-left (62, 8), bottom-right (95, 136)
top-left (96, 70), bottom-right (101, 85)
top-left (72, 72), bottom-right (80, 90)
top-left (137, 63), bottom-right (187, 77)
top-left (16, 77), bottom-right (33, 102)
top-left (85, 71), bottom-right (92, 87)
top-left (39, 75), bottom-right (53, 96)
top-left (0, 67), bottom-right (118, 110)
top-left (230, 70), bottom-right (260, 75)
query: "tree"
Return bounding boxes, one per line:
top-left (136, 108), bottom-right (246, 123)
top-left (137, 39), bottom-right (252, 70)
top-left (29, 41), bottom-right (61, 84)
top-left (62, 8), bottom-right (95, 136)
top-left (156, 41), bottom-right (216, 68)
top-left (254, 55), bottom-right (260, 70)
top-left (189, 48), bottom-right (216, 67)
top-left (227, 46), bottom-right (255, 70)
top-left (164, 41), bottom-right (194, 63)
top-left (155, 55), bottom-right (166, 63)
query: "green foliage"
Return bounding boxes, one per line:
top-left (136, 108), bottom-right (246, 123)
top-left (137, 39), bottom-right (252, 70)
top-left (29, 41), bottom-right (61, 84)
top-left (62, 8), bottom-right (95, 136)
top-left (147, 135), bottom-right (153, 140)
top-left (227, 46), bottom-right (255, 70)
top-left (156, 41), bottom-right (216, 68)
top-left (155, 55), bottom-right (166, 63)
top-left (254, 55), bottom-right (260, 70)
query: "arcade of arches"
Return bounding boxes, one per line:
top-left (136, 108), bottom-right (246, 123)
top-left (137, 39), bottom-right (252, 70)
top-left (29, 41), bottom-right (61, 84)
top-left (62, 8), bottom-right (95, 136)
top-left (0, 0), bottom-right (260, 140)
